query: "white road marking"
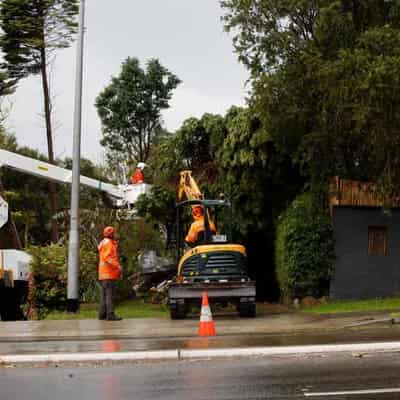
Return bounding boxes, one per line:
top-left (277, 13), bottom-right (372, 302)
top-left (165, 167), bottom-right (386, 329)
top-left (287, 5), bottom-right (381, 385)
top-left (305, 388), bottom-right (400, 397)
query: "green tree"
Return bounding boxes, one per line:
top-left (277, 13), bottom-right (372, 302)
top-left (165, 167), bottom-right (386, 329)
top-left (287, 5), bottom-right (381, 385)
top-left (220, 106), bottom-right (304, 299)
top-left (221, 0), bottom-right (400, 75)
top-left (153, 113), bottom-right (226, 188)
top-left (96, 57), bottom-right (181, 168)
top-left (0, 0), bottom-right (79, 242)
top-left (221, 0), bottom-right (322, 75)
top-left (305, 27), bottom-right (400, 195)
top-left (222, 0), bottom-right (400, 194)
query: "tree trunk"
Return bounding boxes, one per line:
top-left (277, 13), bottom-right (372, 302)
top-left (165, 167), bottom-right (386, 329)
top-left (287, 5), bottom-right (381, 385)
top-left (40, 47), bottom-right (59, 243)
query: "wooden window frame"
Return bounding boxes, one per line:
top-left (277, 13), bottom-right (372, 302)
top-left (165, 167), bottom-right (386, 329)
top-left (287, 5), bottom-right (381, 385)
top-left (368, 226), bottom-right (387, 256)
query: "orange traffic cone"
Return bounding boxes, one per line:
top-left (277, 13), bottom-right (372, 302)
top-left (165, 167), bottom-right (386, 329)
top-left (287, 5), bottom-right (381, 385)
top-left (198, 291), bottom-right (216, 337)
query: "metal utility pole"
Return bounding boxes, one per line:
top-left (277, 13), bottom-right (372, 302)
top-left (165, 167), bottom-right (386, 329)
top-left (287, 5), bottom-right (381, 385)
top-left (67, 0), bottom-right (86, 312)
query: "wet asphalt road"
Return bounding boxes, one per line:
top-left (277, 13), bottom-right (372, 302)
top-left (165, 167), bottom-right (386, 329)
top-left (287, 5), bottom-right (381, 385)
top-left (1, 327), bottom-right (400, 355)
top-left (1, 352), bottom-right (400, 400)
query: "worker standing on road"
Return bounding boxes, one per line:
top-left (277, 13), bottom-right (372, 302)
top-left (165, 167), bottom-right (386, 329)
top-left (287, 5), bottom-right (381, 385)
top-left (185, 205), bottom-right (216, 246)
top-left (130, 162), bottom-right (146, 184)
top-left (98, 226), bottom-right (122, 321)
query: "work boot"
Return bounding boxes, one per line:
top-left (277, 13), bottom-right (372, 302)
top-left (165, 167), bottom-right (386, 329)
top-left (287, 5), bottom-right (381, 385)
top-left (106, 314), bottom-right (122, 321)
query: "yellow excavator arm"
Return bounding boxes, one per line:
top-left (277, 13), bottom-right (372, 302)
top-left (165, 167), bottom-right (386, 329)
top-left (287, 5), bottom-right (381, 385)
top-left (178, 170), bottom-right (203, 201)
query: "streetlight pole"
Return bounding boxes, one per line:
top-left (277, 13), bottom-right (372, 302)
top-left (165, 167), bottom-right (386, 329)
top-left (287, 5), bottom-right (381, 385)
top-left (67, 0), bottom-right (86, 312)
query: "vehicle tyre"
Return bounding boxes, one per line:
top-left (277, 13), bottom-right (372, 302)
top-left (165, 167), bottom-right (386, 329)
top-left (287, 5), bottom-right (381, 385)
top-left (170, 300), bottom-right (186, 320)
top-left (238, 301), bottom-right (256, 318)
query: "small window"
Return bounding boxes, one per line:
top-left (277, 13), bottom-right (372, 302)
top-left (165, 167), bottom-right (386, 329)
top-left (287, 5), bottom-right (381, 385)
top-left (368, 226), bottom-right (387, 256)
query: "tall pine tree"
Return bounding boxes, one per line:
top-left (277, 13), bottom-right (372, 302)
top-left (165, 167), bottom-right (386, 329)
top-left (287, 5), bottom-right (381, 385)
top-left (0, 0), bottom-right (79, 242)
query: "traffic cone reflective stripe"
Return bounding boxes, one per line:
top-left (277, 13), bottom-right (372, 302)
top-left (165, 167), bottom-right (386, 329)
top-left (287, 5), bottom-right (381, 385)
top-left (198, 291), bottom-right (216, 336)
top-left (200, 305), bottom-right (212, 321)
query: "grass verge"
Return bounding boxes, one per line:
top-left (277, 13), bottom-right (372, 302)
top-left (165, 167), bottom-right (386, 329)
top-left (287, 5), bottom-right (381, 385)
top-left (303, 297), bottom-right (400, 314)
top-left (45, 299), bottom-right (169, 320)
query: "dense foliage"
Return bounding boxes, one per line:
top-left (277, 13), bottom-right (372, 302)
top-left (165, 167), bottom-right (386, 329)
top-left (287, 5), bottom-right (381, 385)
top-left (135, 186), bottom-right (176, 251)
top-left (96, 57), bottom-right (181, 173)
top-left (0, 0), bottom-right (79, 79)
top-left (26, 244), bottom-right (97, 319)
top-left (275, 192), bottom-right (335, 300)
top-left (217, 0), bottom-right (400, 297)
top-left (222, 0), bottom-right (400, 193)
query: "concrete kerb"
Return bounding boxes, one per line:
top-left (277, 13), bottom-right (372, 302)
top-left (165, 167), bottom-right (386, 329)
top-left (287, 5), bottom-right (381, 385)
top-left (180, 341), bottom-right (400, 359)
top-left (0, 350), bottom-right (179, 364)
top-left (2, 341), bottom-right (400, 365)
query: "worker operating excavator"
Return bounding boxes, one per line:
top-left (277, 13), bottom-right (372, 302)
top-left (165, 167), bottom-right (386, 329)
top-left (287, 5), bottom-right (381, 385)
top-left (178, 171), bottom-right (217, 247)
top-left (185, 204), bottom-right (216, 246)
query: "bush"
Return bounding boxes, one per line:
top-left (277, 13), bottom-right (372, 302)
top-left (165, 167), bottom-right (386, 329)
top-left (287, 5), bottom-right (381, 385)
top-left (26, 244), bottom-right (98, 319)
top-left (275, 192), bottom-right (334, 301)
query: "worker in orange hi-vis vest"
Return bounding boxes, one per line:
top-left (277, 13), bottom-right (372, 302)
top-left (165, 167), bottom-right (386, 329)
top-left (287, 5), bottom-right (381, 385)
top-left (98, 226), bottom-right (123, 321)
top-left (130, 162), bottom-right (146, 184)
top-left (185, 205), bottom-right (216, 246)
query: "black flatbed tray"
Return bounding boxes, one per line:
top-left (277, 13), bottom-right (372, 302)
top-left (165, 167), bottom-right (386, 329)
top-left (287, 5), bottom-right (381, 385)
top-left (169, 280), bottom-right (256, 299)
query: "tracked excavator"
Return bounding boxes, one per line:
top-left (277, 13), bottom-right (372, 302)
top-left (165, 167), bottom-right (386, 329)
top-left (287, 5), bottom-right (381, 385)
top-left (168, 171), bottom-right (256, 319)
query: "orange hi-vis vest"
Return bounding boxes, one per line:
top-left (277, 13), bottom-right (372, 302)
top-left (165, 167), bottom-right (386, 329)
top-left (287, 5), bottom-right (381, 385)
top-left (185, 217), bottom-right (216, 244)
top-left (98, 238), bottom-right (121, 281)
top-left (131, 169), bottom-right (144, 184)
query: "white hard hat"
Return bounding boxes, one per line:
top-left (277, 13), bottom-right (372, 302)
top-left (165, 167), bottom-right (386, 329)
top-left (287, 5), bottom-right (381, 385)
top-left (137, 162), bottom-right (146, 170)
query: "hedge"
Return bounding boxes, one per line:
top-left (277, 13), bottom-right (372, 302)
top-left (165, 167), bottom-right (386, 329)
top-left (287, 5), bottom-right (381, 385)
top-left (26, 244), bottom-right (98, 319)
top-left (275, 191), bottom-right (334, 301)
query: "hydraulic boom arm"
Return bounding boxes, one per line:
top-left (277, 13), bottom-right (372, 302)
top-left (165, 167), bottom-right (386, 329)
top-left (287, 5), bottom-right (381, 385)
top-left (178, 170), bottom-right (203, 201)
top-left (0, 148), bottom-right (150, 208)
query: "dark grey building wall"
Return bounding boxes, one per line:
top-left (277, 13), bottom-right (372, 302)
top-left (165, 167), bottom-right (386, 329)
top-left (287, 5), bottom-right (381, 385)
top-left (330, 207), bottom-right (400, 299)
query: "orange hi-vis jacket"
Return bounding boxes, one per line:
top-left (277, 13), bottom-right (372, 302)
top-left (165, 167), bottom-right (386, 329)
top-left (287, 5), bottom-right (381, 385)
top-left (131, 169), bottom-right (144, 184)
top-left (185, 216), bottom-right (216, 244)
top-left (98, 238), bottom-right (121, 281)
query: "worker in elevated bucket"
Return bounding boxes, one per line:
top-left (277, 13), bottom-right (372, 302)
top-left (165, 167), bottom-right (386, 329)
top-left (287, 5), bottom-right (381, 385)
top-left (185, 205), bottom-right (216, 246)
top-left (98, 226), bottom-right (123, 321)
top-left (130, 162), bottom-right (146, 184)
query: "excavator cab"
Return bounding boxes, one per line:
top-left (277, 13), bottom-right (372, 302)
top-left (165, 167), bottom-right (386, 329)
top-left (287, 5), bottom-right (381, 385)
top-left (176, 199), bottom-right (231, 251)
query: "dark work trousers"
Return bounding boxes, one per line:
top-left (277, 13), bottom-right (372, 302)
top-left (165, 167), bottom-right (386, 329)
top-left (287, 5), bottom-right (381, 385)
top-left (98, 280), bottom-right (115, 319)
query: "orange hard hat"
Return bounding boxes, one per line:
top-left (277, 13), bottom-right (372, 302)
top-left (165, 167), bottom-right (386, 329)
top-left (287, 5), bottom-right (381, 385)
top-left (192, 205), bottom-right (204, 218)
top-left (103, 226), bottom-right (115, 238)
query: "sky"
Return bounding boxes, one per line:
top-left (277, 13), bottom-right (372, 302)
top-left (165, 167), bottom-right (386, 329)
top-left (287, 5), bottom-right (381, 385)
top-left (5, 1), bottom-right (249, 163)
